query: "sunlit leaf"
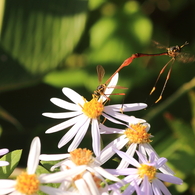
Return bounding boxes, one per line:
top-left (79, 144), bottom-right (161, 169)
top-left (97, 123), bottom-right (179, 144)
top-left (0, 0), bottom-right (88, 91)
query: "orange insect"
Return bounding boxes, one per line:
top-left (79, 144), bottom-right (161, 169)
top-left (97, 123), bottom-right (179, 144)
top-left (93, 65), bottom-right (127, 101)
top-left (135, 41), bottom-right (194, 103)
top-left (107, 41), bottom-right (193, 103)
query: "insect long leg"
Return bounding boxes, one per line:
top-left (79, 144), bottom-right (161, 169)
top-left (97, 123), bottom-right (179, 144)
top-left (149, 58), bottom-right (175, 96)
top-left (154, 58), bottom-right (175, 103)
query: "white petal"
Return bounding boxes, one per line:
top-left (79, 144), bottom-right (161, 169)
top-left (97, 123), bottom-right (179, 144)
top-left (68, 118), bottom-right (90, 151)
top-left (58, 115), bottom-right (89, 148)
top-left (50, 97), bottom-right (80, 111)
top-left (97, 135), bottom-right (128, 165)
top-left (105, 103), bottom-right (147, 112)
top-left (0, 161), bottom-right (9, 166)
top-left (99, 123), bottom-right (124, 134)
top-left (102, 113), bottom-right (126, 125)
top-left (99, 73), bottom-right (119, 102)
top-left (40, 185), bottom-right (72, 195)
top-left (27, 137), bottom-right (40, 174)
top-left (93, 166), bottom-right (121, 183)
top-left (75, 178), bottom-right (91, 195)
top-left (62, 87), bottom-right (85, 105)
top-left (83, 171), bottom-right (100, 195)
top-left (39, 165), bottom-right (87, 183)
top-left (42, 111), bottom-right (82, 119)
top-left (0, 188), bottom-right (15, 195)
top-left (39, 154), bottom-right (70, 161)
top-left (0, 180), bottom-right (16, 188)
top-left (117, 143), bottom-right (137, 169)
top-left (91, 119), bottom-right (101, 156)
top-left (46, 114), bottom-right (83, 133)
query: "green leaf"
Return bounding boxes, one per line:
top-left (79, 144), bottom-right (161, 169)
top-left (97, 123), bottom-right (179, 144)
top-left (0, 149), bottom-right (22, 179)
top-left (0, 0), bottom-right (88, 91)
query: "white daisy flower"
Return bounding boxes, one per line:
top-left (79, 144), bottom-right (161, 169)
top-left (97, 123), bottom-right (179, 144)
top-left (98, 120), bottom-right (174, 175)
top-left (43, 73), bottom-right (147, 156)
top-left (0, 137), bottom-right (85, 195)
top-left (107, 150), bottom-right (183, 195)
top-left (0, 148), bottom-right (9, 167)
top-left (40, 148), bottom-right (122, 195)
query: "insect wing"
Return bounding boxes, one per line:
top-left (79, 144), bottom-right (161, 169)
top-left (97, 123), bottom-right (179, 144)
top-left (176, 52), bottom-right (195, 63)
top-left (96, 65), bottom-right (105, 84)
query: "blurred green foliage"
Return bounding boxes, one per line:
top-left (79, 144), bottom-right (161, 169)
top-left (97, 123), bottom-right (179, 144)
top-left (0, 0), bottom-right (195, 194)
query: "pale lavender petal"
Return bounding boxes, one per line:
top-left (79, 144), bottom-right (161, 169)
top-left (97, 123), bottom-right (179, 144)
top-left (45, 114), bottom-right (83, 133)
top-left (91, 119), bottom-right (101, 156)
top-left (27, 137), bottom-right (40, 174)
top-left (136, 151), bottom-right (149, 165)
top-left (62, 87), bottom-right (85, 105)
top-left (156, 173), bottom-right (183, 184)
top-left (123, 174), bottom-right (140, 184)
top-left (58, 115), bottom-right (89, 148)
top-left (0, 149), bottom-right (9, 156)
top-left (115, 149), bottom-right (140, 168)
top-left (97, 135), bottom-right (128, 165)
top-left (42, 111), bottom-right (82, 119)
top-left (144, 144), bottom-right (174, 175)
top-left (152, 179), bottom-right (171, 195)
top-left (156, 157), bottom-right (167, 169)
top-left (107, 168), bottom-right (136, 176)
top-left (148, 152), bottom-right (155, 164)
top-left (141, 176), bottom-right (152, 195)
top-left (123, 183), bottom-right (136, 195)
top-left (50, 97), bottom-right (79, 111)
top-left (117, 143), bottom-right (137, 169)
top-left (152, 179), bottom-right (163, 195)
top-left (68, 117), bottom-right (90, 151)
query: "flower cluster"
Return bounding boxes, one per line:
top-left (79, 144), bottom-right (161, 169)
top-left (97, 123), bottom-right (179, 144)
top-left (0, 66), bottom-right (183, 195)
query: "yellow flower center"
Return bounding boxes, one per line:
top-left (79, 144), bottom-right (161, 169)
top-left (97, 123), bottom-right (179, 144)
top-left (138, 164), bottom-right (157, 182)
top-left (82, 98), bottom-right (104, 119)
top-left (15, 172), bottom-right (40, 195)
top-left (124, 123), bottom-right (152, 144)
top-left (70, 148), bottom-right (94, 166)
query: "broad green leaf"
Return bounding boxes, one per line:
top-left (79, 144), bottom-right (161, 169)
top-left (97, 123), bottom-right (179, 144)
top-left (0, 149), bottom-right (22, 179)
top-left (0, 0), bottom-right (88, 91)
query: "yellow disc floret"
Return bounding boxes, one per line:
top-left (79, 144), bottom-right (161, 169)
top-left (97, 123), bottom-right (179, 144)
top-left (138, 164), bottom-right (157, 182)
top-left (70, 148), bottom-right (94, 166)
top-left (15, 172), bottom-right (40, 195)
top-left (124, 123), bottom-right (152, 144)
top-left (82, 98), bottom-right (104, 119)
